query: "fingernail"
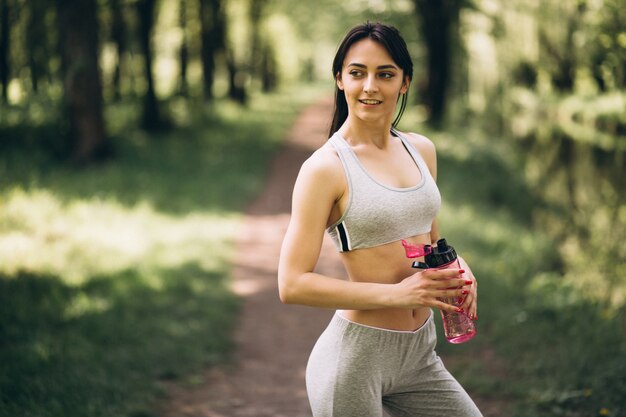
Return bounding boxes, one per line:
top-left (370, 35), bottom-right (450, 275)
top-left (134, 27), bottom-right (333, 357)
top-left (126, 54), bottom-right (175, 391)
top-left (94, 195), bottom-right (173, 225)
top-left (456, 307), bottom-right (464, 313)
top-left (465, 280), bottom-right (473, 285)
top-left (459, 269), bottom-right (466, 274)
top-left (462, 290), bottom-right (469, 295)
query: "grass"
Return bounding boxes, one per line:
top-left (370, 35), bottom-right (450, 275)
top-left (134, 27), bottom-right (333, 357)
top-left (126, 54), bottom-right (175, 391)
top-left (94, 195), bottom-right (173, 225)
top-left (0, 84), bottom-right (327, 417)
top-left (395, 117), bottom-right (626, 417)
top-left (2, 83), bottom-right (624, 417)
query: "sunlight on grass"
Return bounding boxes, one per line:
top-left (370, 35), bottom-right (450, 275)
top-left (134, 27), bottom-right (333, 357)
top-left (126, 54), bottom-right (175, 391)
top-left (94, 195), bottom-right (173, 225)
top-left (0, 188), bottom-right (239, 286)
top-left (0, 85), bottom-right (329, 417)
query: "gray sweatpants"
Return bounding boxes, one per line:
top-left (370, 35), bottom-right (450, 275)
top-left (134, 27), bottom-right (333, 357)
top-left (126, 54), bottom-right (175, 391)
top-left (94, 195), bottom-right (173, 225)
top-left (306, 311), bottom-right (483, 417)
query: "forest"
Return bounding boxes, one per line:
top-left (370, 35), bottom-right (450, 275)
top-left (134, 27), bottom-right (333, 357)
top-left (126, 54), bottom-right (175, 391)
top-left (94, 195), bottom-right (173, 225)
top-left (0, 0), bottom-right (624, 416)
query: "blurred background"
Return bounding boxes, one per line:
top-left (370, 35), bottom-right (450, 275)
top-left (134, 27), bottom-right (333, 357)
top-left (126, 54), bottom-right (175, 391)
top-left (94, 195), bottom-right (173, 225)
top-left (0, 0), bottom-right (624, 416)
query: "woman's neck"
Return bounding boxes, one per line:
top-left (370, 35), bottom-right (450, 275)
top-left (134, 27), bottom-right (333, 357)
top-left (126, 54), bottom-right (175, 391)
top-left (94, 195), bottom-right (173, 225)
top-left (338, 117), bottom-right (394, 148)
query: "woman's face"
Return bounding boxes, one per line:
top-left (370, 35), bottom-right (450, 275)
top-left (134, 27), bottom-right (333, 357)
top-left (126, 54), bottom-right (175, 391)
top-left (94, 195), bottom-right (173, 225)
top-left (337, 38), bottom-right (409, 126)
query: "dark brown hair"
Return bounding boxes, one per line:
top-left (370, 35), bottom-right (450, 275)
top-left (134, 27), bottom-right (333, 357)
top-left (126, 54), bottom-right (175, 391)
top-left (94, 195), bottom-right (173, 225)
top-left (329, 22), bottom-right (414, 137)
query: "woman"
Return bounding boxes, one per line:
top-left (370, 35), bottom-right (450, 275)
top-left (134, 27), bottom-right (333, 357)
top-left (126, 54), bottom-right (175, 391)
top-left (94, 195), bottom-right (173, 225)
top-left (278, 22), bottom-right (483, 417)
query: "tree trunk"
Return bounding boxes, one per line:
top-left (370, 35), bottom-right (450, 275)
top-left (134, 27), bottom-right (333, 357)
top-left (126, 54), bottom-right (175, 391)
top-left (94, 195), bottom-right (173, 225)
top-left (178, 0), bottom-right (188, 97)
top-left (26, 0), bottom-right (52, 94)
top-left (56, 0), bottom-right (108, 163)
top-left (110, 0), bottom-right (127, 101)
top-left (413, 0), bottom-right (461, 127)
top-left (540, 2), bottom-right (587, 93)
top-left (248, 0), bottom-right (267, 81)
top-left (199, 0), bottom-right (225, 101)
top-left (226, 51), bottom-right (246, 105)
top-left (0, 0), bottom-right (10, 103)
top-left (261, 44), bottom-right (276, 93)
top-left (136, 0), bottom-right (162, 130)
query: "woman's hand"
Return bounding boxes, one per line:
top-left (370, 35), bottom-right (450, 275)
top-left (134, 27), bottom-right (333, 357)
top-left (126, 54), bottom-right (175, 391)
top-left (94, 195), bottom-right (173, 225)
top-left (393, 268), bottom-right (473, 313)
top-left (458, 256), bottom-right (478, 320)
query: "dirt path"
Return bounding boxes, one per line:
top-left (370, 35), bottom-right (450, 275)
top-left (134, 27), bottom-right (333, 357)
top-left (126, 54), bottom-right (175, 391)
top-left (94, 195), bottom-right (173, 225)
top-left (156, 97), bottom-right (503, 417)
top-left (156, 97), bottom-right (340, 417)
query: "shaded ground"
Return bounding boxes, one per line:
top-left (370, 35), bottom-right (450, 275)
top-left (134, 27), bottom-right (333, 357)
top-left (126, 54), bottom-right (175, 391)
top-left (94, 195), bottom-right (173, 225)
top-left (156, 97), bottom-right (505, 417)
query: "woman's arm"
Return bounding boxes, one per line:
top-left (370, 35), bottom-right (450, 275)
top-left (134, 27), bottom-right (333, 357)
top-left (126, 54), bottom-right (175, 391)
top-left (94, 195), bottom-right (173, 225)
top-left (408, 132), bottom-right (478, 320)
top-left (406, 132), bottom-right (441, 245)
top-left (278, 149), bottom-right (395, 309)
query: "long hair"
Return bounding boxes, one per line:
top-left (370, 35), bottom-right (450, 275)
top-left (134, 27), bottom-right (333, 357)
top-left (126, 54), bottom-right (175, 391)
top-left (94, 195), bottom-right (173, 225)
top-left (328, 22), bottom-right (414, 137)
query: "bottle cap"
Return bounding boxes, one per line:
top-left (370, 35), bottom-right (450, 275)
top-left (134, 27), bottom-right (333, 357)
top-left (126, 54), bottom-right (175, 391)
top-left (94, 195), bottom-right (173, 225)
top-left (424, 238), bottom-right (457, 267)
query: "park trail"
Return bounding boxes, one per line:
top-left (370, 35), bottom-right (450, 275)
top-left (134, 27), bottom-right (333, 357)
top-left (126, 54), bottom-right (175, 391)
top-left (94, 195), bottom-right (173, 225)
top-left (155, 97), bottom-right (505, 417)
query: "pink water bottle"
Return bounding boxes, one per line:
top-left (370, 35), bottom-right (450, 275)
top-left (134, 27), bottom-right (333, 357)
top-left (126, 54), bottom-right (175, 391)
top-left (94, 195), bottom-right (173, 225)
top-left (402, 238), bottom-right (476, 344)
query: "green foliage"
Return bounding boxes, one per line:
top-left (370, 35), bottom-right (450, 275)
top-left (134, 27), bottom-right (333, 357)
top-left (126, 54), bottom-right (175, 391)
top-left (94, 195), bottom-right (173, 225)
top-left (585, 0), bottom-right (626, 90)
top-left (503, 298), bottom-right (626, 417)
top-left (0, 268), bottom-right (238, 417)
top-left (0, 86), bottom-right (322, 417)
top-left (401, 111), bottom-right (626, 416)
top-left (504, 89), bottom-right (626, 309)
top-left (1, 0), bottom-right (625, 414)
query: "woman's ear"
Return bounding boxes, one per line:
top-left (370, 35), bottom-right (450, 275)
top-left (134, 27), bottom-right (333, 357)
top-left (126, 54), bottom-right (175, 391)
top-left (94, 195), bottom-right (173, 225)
top-left (400, 76), bottom-right (410, 94)
top-left (336, 72), bottom-right (344, 91)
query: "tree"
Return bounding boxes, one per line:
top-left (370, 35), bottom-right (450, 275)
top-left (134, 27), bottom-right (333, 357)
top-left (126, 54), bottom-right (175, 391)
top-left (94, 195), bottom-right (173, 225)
top-left (25, 0), bottom-right (55, 93)
top-left (56, 0), bottom-right (108, 163)
top-left (226, 50), bottom-right (247, 104)
top-left (250, 0), bottom-right (277, 93)
top-left (136, 0), bottom-right (164, 130)
top-left (260, 44), bottom-right (277, 93)
top-left (199, 0), bottom-right (225, 101)
top-left (413, 0), bottom-right (464, 126)
top-left (178, 0), bottom-right (189, 97)
top-left (248, 0), bottom-right (267, 81)
top-left (0, 0), bottom-right (10, 103)
top-left (538, 1), bottom-right (587, 92)
top-left (109, 0), bottom-right (128, 101)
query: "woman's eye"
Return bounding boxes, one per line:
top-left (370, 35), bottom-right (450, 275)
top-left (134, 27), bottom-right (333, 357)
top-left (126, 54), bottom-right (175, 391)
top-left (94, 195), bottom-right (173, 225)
top-left (379, 72), bottom-right (395, 79)
top-left (349, 71), bottom-right (363, 77)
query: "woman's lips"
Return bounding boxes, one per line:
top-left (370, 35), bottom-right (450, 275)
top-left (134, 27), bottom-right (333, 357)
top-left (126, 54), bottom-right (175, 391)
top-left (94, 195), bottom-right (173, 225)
top-left (359, 99), bottom-right (382, 105)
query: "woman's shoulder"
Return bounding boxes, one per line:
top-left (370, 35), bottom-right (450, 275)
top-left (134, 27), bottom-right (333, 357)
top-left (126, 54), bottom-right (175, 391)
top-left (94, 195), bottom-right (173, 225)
top-left (290, 141), bottom-right (347, 213)
top-left (296, 141), bottom-right (346, 192)
top-left (398, 131), bottom-right (436, 159)
top-left (300, 141), bottom-right (344, 176)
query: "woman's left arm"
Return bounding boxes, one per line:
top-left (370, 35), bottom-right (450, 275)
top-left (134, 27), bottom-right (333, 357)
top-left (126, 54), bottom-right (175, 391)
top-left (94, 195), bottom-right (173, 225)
top-left (408, 132), bottom-right (478, 321)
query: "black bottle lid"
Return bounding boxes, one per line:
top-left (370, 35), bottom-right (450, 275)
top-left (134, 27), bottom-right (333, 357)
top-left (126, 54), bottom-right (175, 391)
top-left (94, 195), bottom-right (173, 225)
top-left (424, 238), bottom-right (457, 267)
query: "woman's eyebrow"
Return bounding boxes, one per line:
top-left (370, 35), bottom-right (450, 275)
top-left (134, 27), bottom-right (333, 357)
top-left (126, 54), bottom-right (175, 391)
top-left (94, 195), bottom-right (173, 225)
top-left (347, 63), bottom-right (399, 70)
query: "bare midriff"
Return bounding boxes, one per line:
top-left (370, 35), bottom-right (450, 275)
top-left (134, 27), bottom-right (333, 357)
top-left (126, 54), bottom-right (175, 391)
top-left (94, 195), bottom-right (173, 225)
top-left (338, 232), bottom-right (433, 332)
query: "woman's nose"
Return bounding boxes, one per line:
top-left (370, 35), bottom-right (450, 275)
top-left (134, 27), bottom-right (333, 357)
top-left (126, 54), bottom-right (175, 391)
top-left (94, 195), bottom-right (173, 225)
top-left (363, 75), bottom-right (378, 93)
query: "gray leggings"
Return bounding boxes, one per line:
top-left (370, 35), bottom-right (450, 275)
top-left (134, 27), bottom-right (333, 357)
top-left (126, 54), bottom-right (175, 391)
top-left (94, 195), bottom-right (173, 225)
top-left (306, 312), bottom-right (483, 417)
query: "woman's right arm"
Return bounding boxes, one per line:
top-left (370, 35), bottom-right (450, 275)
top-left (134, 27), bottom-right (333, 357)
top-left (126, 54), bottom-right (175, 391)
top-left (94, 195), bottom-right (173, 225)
top-left (277, 150), bottom-right (395, 309)
top-left (277, 150), bottom-right (469, 313)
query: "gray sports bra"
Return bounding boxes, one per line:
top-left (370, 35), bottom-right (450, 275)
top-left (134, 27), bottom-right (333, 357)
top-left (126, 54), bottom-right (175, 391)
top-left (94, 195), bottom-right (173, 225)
top-left (326, 129), bottom-right (441, 252)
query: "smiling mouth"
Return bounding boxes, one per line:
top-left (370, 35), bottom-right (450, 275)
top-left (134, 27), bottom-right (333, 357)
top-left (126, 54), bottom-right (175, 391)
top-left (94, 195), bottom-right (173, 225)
top-left (359, 99), bottom-right (382, 105)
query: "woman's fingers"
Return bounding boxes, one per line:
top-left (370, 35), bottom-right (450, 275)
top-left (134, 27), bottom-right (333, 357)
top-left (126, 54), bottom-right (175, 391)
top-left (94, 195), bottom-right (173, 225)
top-left (423, 269), bottom-right (471, 287)
top-left (425, 268), bottom-right (465, 279)
top-left (438, 288), bottom-right (469, 298)
top-left (433, 299), bottom-right (466, 313)
top-left (459, 278), bottom-right (477, 320)
top-left (424, 269), bottom-right (477, 316)
top-left (400, 268), bottom-right (475, 312)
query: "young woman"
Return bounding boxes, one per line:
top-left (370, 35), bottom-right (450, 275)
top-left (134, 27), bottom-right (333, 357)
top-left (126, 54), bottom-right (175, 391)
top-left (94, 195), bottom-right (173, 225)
top-left (278, 22), bottom-right (483, 417)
